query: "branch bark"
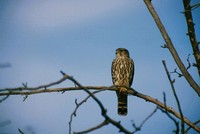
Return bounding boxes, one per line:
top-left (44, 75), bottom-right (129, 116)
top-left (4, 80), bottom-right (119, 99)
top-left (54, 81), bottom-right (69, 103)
top-left (1, 73), bottom-right (199, 132)
top-left (185, 120), bottom-right (200, 133)
top-left (182, 0), bottom-right (200, 76)
top-left (60, 71), bottom-right (132, 134)
top-left (129, 89), bottom-right (200, 132)
top-left (143, 0), bottom-right (200, 96)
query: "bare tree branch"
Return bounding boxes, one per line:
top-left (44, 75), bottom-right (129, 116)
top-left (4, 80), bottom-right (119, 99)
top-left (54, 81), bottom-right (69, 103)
top-left (18, 128), bottom-right (25, 134)
top-left (186, 54), bottom-right (191, 70)
top-left (130, 90), bottom-right (200, 132)
top-left (0, 86), bottom-right (109, 96)
top-left (143, 0), bottom-right (200, 96)
top-left (185, 120), bottom-right (200, 133)
top-left (60, 71), bottom-right (133, 134)
top-left (0, 72), bottom-right (199, 132)
top-left (0, 95), bottom-right (9, 103)
top-left (160, 92), bottom-right (179, 134)
top-left (162, 60), bottom-right (185, 133)
top-left (0, 73), bottom-right (69, 93)
top-left (132, 107), bottom-right (158, 133)
top-left (138, 107), bottom-right (158, 129)
top-left (74, 120), bottom-right (108, 134)
top-left (182, 0), bottom-right (200, 76)
top-left (0, 1), bottom-right (199, 134)
top-left (191, 3), bottom-right (200, 10)
top-left (69, 91), bottom-right (102, 134)
top-left (170, 68), bottom-right (183, 78)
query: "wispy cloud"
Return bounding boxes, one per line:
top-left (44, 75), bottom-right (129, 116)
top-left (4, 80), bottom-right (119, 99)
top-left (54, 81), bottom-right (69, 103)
top-left (13, 0), bottom-right (138, 30)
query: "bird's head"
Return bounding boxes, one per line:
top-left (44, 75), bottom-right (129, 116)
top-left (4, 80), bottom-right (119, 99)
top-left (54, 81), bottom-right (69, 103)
top-left (115, 48), bottom-right (130, 58)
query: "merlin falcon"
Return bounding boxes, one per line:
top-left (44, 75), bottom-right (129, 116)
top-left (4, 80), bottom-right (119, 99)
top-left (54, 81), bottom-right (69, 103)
top-left (111, 48), bottom-right (134, 115)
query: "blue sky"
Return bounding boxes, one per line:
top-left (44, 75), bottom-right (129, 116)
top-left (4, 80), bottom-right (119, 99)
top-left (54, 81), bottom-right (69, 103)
top-left (0, 0), bottom-right (200, 134)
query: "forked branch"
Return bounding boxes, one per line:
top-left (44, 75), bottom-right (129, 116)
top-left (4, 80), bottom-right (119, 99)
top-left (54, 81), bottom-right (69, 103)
top-left (143, 0), bottom-right (200, 96)
top-left (0, 71), bottom-right (200, 133)
top-left (162, 60), bottom-right (184, 133)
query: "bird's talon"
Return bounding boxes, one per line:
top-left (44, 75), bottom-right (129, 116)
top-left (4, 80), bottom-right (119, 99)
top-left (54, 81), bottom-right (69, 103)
top-left (119, 87), bottom-right (127, 93)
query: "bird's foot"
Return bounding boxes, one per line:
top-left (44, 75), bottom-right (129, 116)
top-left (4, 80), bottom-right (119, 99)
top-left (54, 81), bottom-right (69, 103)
top-left (119, 87), bottom-right (127, 93)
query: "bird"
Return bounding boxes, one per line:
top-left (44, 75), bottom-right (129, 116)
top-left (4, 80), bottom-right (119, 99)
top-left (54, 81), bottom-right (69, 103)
top-left (111, 48), bottom-right (134, 116)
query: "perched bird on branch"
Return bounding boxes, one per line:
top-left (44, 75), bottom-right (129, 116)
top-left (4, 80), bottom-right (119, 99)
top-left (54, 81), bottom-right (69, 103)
top-left (111, 48), bottom-right (134, 116)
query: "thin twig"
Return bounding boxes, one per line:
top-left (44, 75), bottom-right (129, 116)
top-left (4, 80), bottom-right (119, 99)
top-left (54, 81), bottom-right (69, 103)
top-left (138, 107), bottom-right (158, 129)
top-left (0, 74), bottom-right (69, 92)
top-left (185, 120), bottom-right (200, 133)
top-left (18, 128), bottom-right (25, 134)
top-left (74, 120), bottom-right (108, 134)
top-left (162, 60), bottom-right (185, 133)
top-left (132, 107), bottom-right (158, 133)
top-left (0, 95), bottom-right (9, 103)
top-left (159, 92), bottom-right (179, 134)
top-left (191, 3), bottom-right (200, 10)
top-left (170, 68), bottom-right (183, 77)
top-left (186, 54), bottom-right (191, 70)
top-left (69, 91), bottom-right (102, 134)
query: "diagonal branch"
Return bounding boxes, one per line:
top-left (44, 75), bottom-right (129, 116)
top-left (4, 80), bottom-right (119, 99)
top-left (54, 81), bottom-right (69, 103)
top-left (69, 91), bottom-right (102, 134)
top-left (160, 92), bottom-right (179, 134)
top-left (128, 89), bottom-right (200, 132)
top-left (137, 107), bottom-right (158, 129)
top-left (0, 95), bottom-right (9, 103)
top-left (60, 71), bottom-right (132, 134)
top-left (143, 0), bottom-right (200, 96)
top-left (162, 60), bottom-right (185, 133)
top-left (191, 3), bottom-right (200, 10)
top-left (60, 71), bottom-right (107, 116)
top-left (185, 120), bottom-right (200, 133)
top-left (132, 107), bottom-right (158, 133)
top-left (74, 120), bottom-right (109, 134)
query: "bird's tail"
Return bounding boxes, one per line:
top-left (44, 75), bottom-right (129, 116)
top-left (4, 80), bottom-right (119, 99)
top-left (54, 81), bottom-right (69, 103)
top-left (117, 88), bottom-right (128, 116)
